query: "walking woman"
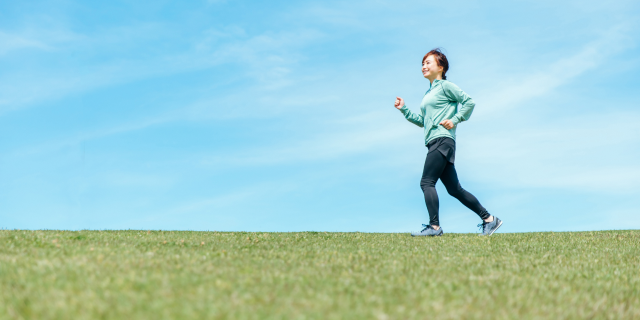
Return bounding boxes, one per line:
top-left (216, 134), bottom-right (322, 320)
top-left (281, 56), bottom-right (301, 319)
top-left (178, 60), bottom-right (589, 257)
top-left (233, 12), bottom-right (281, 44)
top-left (394, 48), bottom-right (502, 237)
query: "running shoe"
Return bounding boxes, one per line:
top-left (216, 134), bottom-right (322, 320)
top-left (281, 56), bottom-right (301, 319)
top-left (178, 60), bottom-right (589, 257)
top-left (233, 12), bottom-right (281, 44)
top-left (411, 224), bottom-right (443, 237)
top-left (478, 216), bottom-right (502, 236)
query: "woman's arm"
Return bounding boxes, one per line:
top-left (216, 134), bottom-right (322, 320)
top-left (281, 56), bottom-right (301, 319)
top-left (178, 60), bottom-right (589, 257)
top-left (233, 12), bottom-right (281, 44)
top-left (443, 82), bottom-right (476, 126)
top-left (394, 96), bottom-right (424, 128)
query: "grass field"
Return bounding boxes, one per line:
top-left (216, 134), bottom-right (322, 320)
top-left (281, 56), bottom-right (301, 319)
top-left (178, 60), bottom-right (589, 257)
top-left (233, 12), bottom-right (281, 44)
top-left (1, 230), bottom-right (639, 319)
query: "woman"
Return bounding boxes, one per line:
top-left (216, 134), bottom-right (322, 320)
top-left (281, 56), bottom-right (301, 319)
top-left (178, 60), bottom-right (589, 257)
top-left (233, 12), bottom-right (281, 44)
top-left (394, 48), bottom-right (502, 237)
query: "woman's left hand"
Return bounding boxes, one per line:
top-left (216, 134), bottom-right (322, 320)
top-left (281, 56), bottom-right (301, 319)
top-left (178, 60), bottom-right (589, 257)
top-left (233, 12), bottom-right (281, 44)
top-left (439, 119), bottom-right (454, 130)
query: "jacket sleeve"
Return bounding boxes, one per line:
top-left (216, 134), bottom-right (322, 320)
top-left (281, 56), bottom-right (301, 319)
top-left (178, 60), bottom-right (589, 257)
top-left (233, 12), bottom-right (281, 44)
top-left (443, 82), bottom-right (475, 126)
top-left (398, 105), bottom-right (424, 128)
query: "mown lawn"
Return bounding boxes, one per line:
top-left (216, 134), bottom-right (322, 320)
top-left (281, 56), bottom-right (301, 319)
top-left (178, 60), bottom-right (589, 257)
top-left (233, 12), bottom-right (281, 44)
top-left (1, 230), bottom-right (638, 319)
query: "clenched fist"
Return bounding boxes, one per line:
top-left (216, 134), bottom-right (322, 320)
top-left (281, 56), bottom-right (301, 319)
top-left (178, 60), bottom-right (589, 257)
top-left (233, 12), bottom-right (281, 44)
top-left (439, 119), bottom-right (454, 130)
top-left (394, 97), bottom-right (404, 110)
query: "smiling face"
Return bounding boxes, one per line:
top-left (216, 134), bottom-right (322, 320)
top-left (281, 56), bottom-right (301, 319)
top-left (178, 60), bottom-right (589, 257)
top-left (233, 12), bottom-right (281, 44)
top-left (422, 54), bottom-right (443, 80)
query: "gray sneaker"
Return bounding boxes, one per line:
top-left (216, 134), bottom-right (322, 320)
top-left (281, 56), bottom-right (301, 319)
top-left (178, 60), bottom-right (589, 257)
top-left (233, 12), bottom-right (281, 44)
top-left (478, 216), bottom-right (502, 236)
top-left (411, 224), bottom-right (443, 237)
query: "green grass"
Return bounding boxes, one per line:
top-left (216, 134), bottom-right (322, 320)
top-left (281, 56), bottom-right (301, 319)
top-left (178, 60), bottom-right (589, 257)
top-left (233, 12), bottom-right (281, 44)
top-left (1, 230), bottom-right (639, 319)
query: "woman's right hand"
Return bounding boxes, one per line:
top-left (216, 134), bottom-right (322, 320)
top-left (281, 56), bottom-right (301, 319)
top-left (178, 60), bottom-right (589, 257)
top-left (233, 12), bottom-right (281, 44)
top-left (394, 97), bottom-right (404, 110)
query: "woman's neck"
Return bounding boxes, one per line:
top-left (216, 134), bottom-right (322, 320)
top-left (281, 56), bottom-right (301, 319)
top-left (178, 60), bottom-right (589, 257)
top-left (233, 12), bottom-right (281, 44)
top-left (428, 74), bottom-right (443, 84)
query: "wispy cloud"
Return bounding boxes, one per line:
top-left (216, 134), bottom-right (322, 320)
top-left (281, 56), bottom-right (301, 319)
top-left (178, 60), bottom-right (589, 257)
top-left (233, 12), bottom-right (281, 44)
top-left (118, 179), bottom-right (302, 229)
top-left (201, 120), bottom-right (414, 167)
top-left (474, 24), bottom-right (636, 118)
top-left (0, 31), bottom-right (50, 54)
top-left (460, 110), bottom-right (640, 193)
top-left (7, 114), bottom-right (171, 158)
top-left (0, 21), bottom-right (326, 115)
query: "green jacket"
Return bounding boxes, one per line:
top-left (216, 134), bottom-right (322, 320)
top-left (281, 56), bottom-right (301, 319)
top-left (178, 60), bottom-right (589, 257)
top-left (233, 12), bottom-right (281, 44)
top-left (399, 79), bottom-right (475, 145)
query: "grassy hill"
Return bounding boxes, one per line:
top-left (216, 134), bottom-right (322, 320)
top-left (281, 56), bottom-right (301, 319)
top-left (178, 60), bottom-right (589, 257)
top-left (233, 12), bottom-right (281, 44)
top-left (1, 230), bottom-right (638, 319)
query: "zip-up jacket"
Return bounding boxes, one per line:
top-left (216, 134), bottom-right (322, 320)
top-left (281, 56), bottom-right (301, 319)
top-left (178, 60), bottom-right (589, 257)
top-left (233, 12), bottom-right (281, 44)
top-left (398, 79), bottom-right (475, 145)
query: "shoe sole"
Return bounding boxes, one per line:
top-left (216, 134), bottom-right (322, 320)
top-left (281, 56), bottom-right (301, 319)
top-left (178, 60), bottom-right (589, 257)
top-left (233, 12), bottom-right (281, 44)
top-left (410, 232), bottom-right (443, 237)
top-left (487, 220), bottom-right (503, 236)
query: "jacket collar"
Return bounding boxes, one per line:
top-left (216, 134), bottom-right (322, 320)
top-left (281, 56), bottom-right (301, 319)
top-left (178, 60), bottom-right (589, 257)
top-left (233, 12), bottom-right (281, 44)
top-left (429, 79), bottom-right (445, 89)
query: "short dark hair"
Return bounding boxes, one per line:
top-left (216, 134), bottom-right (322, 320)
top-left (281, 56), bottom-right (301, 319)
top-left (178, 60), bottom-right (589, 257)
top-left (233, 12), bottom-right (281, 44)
top-left (422, 48), bottom-right (449, 80)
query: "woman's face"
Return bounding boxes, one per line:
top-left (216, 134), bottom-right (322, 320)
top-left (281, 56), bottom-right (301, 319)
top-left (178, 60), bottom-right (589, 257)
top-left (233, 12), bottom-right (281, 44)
top-left (422, 55), bottom-right (443, 79)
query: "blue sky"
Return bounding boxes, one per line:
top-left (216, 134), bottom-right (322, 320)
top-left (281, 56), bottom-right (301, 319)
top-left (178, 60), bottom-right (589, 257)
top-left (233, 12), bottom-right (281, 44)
top-left (1, 0), bottom-right (639, 233)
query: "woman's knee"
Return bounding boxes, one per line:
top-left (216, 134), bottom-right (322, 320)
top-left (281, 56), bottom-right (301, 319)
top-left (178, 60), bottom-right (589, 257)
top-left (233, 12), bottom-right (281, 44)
top-left (446, 184), bottom-right (464, 197)
top-left (420, 178), bottom-right (437, 190)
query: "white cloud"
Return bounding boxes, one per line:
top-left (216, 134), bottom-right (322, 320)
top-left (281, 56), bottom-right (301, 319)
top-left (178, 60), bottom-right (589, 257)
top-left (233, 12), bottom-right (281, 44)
top-left (459, 111), bottom-right (640, 193)
top-left (199, 111), bottom-right (416, 167)
top-left (0, 22), bottom-right (326, 115)
top-left (119, 179), bottom-right (301, 228)
top-left (7, 114), bottom-right (171, 158)
top-left (473, 24), bottom-right (636, 119)
top-left (0, 31), bottom-right (50, 54)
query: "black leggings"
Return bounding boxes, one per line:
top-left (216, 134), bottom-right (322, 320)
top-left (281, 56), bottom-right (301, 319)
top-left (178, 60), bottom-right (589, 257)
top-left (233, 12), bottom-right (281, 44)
top-left (420, 149), bottom-right (490, 226)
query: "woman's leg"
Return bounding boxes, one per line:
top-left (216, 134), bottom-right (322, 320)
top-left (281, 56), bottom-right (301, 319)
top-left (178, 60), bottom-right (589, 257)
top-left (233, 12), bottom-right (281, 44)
top-left (440, 162), bottom-right (491, 220)
top-left (420, 151), bottom-right (448, 226)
